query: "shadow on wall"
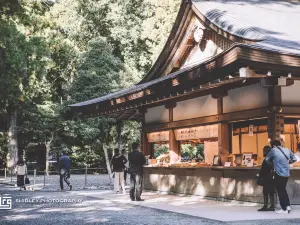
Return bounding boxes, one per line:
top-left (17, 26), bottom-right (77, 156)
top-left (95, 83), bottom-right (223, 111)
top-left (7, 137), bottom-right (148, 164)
top-left (144, 169), bottom-right (267, 203)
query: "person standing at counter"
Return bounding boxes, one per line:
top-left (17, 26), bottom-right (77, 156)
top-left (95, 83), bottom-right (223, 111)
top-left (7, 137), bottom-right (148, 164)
top-left (266, 140), bottom-right (297, 214)
top-left (128, 142), bottom-right (146, 201)
top-left (294, 143), bottom-right (300, 162)
top-left (257, 146), bottom-right (275, 212)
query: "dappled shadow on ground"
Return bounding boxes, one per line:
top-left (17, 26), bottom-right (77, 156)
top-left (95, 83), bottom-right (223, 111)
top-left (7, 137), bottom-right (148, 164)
top-left (0, 186), bottom-right (222, 225)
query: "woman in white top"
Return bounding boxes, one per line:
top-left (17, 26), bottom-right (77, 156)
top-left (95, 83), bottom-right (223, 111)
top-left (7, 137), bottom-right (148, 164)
top-left (16, 159), bottom-right (27, 190)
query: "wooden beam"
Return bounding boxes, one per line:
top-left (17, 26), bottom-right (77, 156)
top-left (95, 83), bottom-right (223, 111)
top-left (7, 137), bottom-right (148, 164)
top-left (261, 77), bottom-right (294, 87)
top-left (116, 110), bottom-right (128, 121)
top-left (128, 110), bottom-right (139, 120)
top-left (143, 107), bottom-right (269, 133)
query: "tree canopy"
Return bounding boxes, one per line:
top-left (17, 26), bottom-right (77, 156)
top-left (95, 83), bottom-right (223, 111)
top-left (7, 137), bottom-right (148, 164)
top-left (0, 0), bottom-right (181, 170)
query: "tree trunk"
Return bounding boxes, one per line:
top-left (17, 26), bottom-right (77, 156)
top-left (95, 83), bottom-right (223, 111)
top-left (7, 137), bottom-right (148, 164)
top-left (45, 133), bottom-right (54, 176)
top-left (45, 142), bottom-right (51, 176)
top-left (103, 143), bottom-right (112, 185)
top-left (7, 108), bottom-right (18, 170)
top-left (116, 121), bottom-right (122, 149)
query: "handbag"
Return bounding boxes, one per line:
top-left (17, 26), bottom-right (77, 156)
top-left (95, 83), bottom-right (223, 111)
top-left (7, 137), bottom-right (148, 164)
top-left (256, 175), bottom-right (266, 186)
top-left (25, 175), bottom-right (30, 185)
top-left (110, 172), bottom-right (115, 179)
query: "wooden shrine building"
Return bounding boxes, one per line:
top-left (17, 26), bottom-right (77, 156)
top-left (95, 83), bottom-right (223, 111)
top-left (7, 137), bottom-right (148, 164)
top-left (71, 0), bottom-right (300, 203)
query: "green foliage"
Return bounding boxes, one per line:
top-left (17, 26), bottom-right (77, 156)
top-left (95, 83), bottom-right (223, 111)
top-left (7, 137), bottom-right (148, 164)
top-left (68, 37), bottom-right (123, 102)
top-left (154, 144), bottom-right (170, 159)
top-left (0, 0), bottom-right (181, 168)
top-left (181, 144), bottom-right (204, 160)
top-left (0, 132), bottom-right (8, 166)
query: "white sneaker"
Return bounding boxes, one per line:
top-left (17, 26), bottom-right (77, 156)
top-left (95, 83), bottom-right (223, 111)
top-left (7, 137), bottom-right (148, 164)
top-left (276, 209), bottom-right (288, 214)
top-left (287, 206), bottom-right (291, 213)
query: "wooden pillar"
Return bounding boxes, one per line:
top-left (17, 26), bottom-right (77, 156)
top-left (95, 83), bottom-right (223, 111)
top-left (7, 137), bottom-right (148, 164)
top-left (166, 103), bottom-right (179, 163)
top-left (140, 108), bottom-right (149, 155)
top-left (268, 113), bottom-right (284, 141)
top-left (217, 98), bottom-right (229, 165)
top-left (268, 86), bottom-right (284, 141)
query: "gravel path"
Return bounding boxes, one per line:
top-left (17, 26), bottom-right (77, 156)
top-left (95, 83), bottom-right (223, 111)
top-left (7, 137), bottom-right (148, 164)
top-left (0, 185), bottom-right (223, 225)
top-left (1, 185), bottom-right (300, 225)
top-left (2, 174), bottom-right (115, 191)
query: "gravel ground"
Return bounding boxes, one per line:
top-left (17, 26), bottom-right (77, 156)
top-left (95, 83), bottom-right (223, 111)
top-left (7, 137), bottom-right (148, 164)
top-left (1, 185), bottom-right (300, 225)
top-left (1, 174), bottom-right (115, 191)
top-left (0, 185), bottom-right (224, 225)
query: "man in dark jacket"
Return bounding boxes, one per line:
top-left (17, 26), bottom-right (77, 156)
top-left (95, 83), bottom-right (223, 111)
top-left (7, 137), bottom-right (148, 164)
top-left (128, 142), bottom-right (146, 201)
top-left (59, 151), bottom-right (72, 191)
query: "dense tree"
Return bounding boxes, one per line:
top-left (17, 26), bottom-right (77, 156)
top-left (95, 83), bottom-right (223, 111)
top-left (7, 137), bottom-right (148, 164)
top-left (0, 0), bottom-right (180, 171)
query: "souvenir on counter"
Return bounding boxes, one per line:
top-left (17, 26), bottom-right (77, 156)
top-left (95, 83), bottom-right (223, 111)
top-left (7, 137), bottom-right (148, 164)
top-left (234, 154), bottom-right (243, 166)
top-left (246, 159), bottom-right (254, 167)
top-left (242, 153), bottom-right (253, 166)
top-left (227, 154), bottom-right (234, 165)
top-left (149, 159), bottom-right (157, 165)
top-left (156, 153), bottom-right (170, 163)
top-left (213, 155), bottom-right (220, 166)
top-left (224, 162), bottom-right (232, 167)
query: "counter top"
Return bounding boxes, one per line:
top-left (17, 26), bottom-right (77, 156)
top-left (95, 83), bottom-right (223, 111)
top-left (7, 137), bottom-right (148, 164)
top-left (144, 165), bottom-right (300, 170)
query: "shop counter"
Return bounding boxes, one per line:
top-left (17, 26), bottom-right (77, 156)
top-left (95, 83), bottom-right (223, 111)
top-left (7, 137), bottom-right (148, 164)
top-left (143, 166), bottom-right (300, 204)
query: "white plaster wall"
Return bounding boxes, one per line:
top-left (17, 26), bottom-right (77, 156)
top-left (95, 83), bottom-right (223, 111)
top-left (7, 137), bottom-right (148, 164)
top-left (223, 84), bottom-right (268, 113)
top-left (182, 40), bottom-right (222, 68)
top-left (282, 80), bottom-right (300, 105)
top-left (173, 95), bottom-right (217, 121)
top-left (145, 105), bottom-right (169, 124)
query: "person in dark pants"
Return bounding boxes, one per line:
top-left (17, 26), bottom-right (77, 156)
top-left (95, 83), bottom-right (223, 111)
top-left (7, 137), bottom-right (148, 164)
top-left (16, 158), bottom-right (27, 191)
top-left (59, 151), bottom-right (72, 191)
top-left (128, 142), bottom-right (146, 201)
top-left (266, 140), bottom-right (297, 214)
top-left (258, 146), bottom-right (275, 211)
top-left (121, 149), bottom-right (129, 185)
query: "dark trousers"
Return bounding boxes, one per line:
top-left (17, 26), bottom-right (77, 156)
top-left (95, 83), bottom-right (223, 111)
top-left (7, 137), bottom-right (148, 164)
top-left (17, 175), bottom-right (25, 187)
top-left (60, 169), bottom-right (70, 190)
top-left (274, 173), bottom-right (290, 210)
top-left (124, 169), bottom-right (127, 183)
top-left (263, 183), bottom-right (275, 206)
top-left (130, 173), bottom-right (143, 200)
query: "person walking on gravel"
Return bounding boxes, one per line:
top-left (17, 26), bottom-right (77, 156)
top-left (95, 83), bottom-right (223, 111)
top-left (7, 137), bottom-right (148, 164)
top-left (58, 151), bottom-right (72, 191)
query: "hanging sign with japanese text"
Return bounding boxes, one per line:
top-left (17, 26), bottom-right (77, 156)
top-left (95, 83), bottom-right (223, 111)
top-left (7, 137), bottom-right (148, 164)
top-left (147, 131), bottom-right (169, 143)
top-left (175, 124), bottom-right (218, 141)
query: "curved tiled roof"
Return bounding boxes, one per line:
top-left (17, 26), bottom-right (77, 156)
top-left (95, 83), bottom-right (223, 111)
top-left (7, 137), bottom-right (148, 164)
top-left (70, 0), bottom-right (300, 108)
top-left (70, 63), bottom-right (198, 107)
top-left (192, 0), bottom-right (300, 55)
